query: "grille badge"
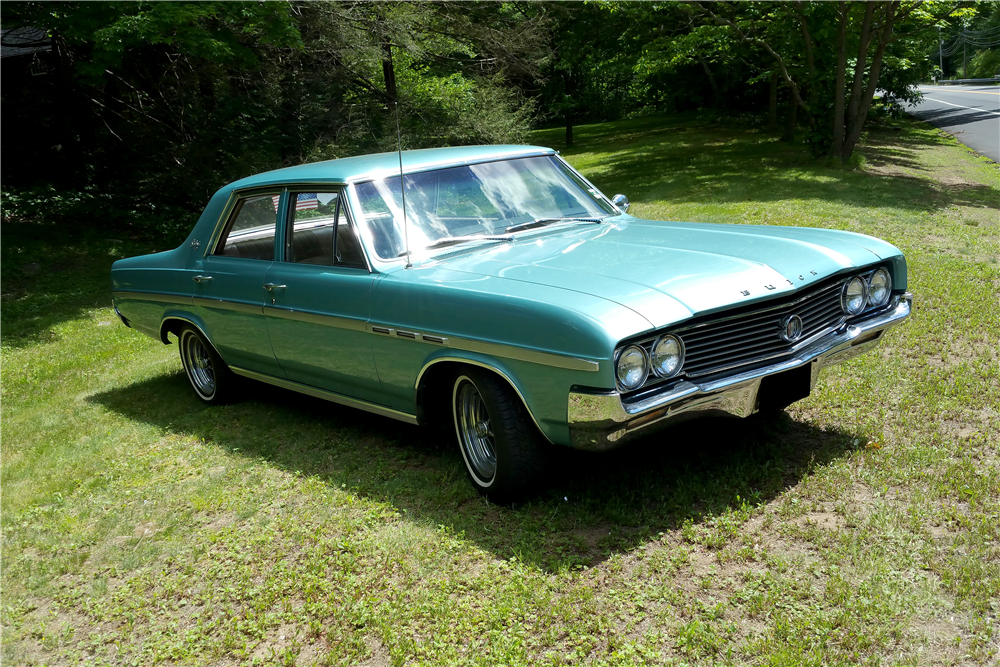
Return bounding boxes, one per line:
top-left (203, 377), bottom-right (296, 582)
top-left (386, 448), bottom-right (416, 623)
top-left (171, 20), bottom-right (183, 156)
top-left (780, 314), bottom-right (804, 342)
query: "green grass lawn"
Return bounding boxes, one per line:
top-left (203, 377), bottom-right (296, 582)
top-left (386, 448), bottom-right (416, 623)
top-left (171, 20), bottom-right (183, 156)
top-left (2, 114), bottom-right (998, 666)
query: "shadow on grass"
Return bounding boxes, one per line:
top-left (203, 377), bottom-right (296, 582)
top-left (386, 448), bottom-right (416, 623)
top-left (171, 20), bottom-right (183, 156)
top-left (89, 369), bottom-right (858, 572)
top-left (0, 222), bottom-right (160, 348)
top-left (536, 114), bottom-right (996, 211)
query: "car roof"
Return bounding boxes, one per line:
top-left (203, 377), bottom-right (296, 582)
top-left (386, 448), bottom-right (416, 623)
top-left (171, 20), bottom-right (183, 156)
top-left (227, 145), bottom-right (556, 191)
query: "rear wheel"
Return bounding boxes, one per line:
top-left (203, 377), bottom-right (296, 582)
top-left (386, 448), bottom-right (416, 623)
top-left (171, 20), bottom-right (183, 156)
top-left (452, 369), bottom-right (545, 502)
top-left (178, 326), bottom-right (237, 403)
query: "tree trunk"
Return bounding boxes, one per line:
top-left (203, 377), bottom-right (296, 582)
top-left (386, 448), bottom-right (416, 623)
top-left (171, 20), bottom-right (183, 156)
top-left (563, 69), bottom-right (574, 147)
top-left (842, 3), bottom-right (898, 159)
top-left (781, 91), bottom-right (797, 142)
top-left (795, 3), bottom-right (818, 130)
top-left (768, 71), bottom-right (778, 129)
top-left (846, 2), bottom-right (875, 135)
top-left (830, 1), bottom-right (848, 160)
top-left (697, 54), bottom-right (722, 108)
top-left (382, 40), bottom-right (397, 101)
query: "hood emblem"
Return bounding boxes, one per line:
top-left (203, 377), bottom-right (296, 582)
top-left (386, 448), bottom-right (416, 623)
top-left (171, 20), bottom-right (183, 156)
top-left (780, 314), bottom-right (804, 343)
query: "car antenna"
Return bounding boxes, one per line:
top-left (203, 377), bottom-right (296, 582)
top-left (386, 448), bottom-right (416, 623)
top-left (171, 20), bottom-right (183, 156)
top-left (395, 102), bottom-right (412, 269)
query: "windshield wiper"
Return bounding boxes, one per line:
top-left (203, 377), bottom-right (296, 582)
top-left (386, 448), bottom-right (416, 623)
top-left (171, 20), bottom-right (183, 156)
top-left (397, 234), bottom-right (511, 257)
top-left (504, 217), bottom-right (603, 235)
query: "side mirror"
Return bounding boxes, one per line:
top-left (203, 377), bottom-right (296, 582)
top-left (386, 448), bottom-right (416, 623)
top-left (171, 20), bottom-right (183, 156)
top-left (611, 194), bottom-right (630, 213)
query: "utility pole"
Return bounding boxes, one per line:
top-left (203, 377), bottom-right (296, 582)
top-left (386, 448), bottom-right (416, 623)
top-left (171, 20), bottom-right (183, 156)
top-left (938, 26), bottom-right (943, 80)
top-left (963, 27), bottom-right (967, 78)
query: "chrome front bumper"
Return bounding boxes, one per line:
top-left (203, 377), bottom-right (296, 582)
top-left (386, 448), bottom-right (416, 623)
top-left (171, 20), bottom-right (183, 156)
top-left (567, 292), bottom-right (913, 451)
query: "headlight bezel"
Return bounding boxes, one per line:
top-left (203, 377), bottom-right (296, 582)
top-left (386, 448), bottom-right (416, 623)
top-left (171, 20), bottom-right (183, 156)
top-left (614, 344), bottom-right (650, 392)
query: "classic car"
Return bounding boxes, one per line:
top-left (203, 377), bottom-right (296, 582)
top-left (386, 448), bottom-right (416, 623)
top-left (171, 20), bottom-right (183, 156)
top-left (111, 145), bottom-right (912, 501)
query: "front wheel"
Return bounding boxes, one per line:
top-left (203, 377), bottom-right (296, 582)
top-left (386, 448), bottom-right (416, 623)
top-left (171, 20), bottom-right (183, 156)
top-left (178, 326), bottom-right (237, 404)
top-left (452, 369), bottom-right (546, 502)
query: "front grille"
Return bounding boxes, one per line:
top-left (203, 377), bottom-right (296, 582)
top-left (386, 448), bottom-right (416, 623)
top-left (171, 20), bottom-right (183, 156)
top-left (632, 276), bottom-right (848, 391)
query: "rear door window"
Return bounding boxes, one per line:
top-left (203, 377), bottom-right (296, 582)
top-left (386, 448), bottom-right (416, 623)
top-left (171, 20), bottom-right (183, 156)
top-left (216, 194), bottom-right (280, 261)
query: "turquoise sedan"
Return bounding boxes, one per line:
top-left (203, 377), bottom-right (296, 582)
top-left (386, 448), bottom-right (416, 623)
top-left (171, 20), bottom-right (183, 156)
top-left (111, 145), bottom-right (912, 501)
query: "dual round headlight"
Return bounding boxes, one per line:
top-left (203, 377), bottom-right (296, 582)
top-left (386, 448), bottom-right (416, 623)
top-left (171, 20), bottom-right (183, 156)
top-left (842, 276), bottom-right (867, 315)
top-left (615, 345), bottom-right (648, 391)
top-left (842, 268), bottom-right (892, 316)
top-left (652, 335), bottom-right (684, 377)
top-left (615, 335), bottom-right (684, 391)
top-left (868, 268), bottom-right (891, 307)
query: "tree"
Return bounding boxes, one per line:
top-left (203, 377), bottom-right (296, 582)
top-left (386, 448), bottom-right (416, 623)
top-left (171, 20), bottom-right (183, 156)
top-left (1, 1), bottom-right (546, 221)
top-left (690, 1), bottom-right (974, 161)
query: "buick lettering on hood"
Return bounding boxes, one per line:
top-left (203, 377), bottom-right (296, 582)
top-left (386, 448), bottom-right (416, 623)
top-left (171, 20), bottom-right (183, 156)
top-left (111, 146), bottom-right (912, 501)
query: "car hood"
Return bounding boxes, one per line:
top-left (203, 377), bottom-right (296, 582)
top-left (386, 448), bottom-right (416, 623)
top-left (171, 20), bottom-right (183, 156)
top-left (422, 218), bottom-right (899, 329)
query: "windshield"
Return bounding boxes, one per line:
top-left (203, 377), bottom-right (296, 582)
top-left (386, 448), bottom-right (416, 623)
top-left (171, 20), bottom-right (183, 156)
top-left (351, 155), bottom-right (617, 260)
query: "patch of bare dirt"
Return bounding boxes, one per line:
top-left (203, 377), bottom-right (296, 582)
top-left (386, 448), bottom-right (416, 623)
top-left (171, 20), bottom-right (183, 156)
top-left (907, 613), bottom-right (983, 667)
top-left (249, 623), bottom-right (300, 663)
top-left (796, 511), bottom-right (847, 531)
top-left (355, 636), bottom-right (392, 667)
top-left (940, 419), bottom-right (981, 441)
top-left (200, 513), bottom-right (236, 532)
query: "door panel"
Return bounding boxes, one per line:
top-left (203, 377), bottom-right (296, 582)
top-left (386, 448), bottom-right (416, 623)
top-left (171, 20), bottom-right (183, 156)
top-left (263, 264), bottom-right (382, 403)
top-left (193, 255), bottom-right (284, 376)
top-left (191, 191), bottom-right (285, 376)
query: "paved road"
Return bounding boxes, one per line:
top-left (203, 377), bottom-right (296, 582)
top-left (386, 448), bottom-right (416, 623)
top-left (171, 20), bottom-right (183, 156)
top-left (906, 85), bottom-right (1000, 162)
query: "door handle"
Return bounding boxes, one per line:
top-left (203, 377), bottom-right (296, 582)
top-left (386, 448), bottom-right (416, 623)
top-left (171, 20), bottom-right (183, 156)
top-left (192, 275), bottom-right (213, 283)
top-left (263, 283), bottom-right (287, 291)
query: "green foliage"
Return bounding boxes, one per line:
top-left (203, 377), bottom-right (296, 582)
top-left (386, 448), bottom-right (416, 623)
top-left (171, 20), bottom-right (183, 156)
top-left (0, 0), bottom-right (982, 230)
top-left (0, 185), bottom-right (192, 245)
top-left (2, 1), bottom-right (541, 220)
top-left (969, 47), bottom-right (1000, 77)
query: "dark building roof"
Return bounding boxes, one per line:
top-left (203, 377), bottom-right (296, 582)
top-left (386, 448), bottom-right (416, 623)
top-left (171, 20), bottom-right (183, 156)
top-left (1, 27), bottom-right (52, 59)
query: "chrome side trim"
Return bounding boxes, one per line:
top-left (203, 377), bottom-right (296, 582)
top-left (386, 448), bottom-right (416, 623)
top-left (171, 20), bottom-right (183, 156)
top-left (263, 306), bottom-right (368, 332)
top-left (113, 290), bottom-right (192, 306)
top-left (448, 336), bottom-right (600, 372)
top-left (367, 322), bottom-right (599, 372)
top-left (568, 293), bottom-right (912, 451)
top-left (192, 296), bottom-right (263, 316)
top-left (413, 356), bottom-right (553, 444)
top-left (230, 366), bottom-right (419, 425)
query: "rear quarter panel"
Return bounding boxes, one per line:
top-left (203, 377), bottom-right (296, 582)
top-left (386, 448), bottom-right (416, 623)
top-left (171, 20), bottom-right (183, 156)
top-left (111, 248), bottom-right (200, 339)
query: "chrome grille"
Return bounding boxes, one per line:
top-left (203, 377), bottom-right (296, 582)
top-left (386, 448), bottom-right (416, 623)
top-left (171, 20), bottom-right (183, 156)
top-left (636, 277), bottom-right (848, 387)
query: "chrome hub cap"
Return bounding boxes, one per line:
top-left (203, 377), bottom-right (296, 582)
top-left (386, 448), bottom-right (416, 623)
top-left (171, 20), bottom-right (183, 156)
top-left (455, 378), bottom-right (496, 484)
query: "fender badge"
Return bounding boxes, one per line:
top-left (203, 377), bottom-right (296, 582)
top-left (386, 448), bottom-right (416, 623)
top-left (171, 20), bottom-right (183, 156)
top-left (780, 314), bottom-right (804, 342)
